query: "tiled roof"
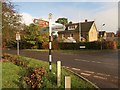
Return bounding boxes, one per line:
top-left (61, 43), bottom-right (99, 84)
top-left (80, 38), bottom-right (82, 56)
top-left (59, 21), bottom-right (94, 33)
top-left (81, 21), bottom-right (94, 32)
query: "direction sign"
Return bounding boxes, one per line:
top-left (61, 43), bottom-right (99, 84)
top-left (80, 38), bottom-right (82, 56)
top-left (16, 32), bottom-right (20, 40)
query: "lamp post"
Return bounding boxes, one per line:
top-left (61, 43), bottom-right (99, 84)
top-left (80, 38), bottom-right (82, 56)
top-left (79, 22), bottom-right (81, 42)
top-left (48, 13), bottom-right (52, 72)
top-left (100, 23), bottom-right (105, 50)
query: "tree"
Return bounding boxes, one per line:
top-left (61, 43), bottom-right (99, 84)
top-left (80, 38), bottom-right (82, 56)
top-left (55, 18), bottom-right (68, 25)
top-left (21, 23), bottom-right (49, 49)
top-left (2, 0), bottom-right (21, 48)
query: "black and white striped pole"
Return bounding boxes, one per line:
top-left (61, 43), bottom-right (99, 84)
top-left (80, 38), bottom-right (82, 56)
top-left (48, 13), bottom-right (52, 72)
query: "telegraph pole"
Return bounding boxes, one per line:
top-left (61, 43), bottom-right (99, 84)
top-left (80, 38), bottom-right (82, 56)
top-left (48, 13), bottom-right (52, 72)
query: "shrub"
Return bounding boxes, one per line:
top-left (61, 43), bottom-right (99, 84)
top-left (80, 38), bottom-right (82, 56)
top-left (2, 53), bottom-right (28, 67)
top-left (42, 42), bottom-right (49, 49)
top-left (52, 41), bottom-right (60, 50)
top-left (58, 41), bottom-right (117, 50)
top-left (24, 67), bottom-right (46, 88)
top-left (105, 41), bottom-right (117, 49)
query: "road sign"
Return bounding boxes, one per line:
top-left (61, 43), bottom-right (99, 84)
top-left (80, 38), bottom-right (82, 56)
top-left (52, 23), bottom-right (65, 31)
top-left (16, 32), bottom-right (20, 40)
top-left (80, 46), bottom-right (86, 49)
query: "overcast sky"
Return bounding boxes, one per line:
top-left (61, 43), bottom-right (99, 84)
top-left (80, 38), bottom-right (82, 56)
top-left (12, 1), bottom-right (119, 33)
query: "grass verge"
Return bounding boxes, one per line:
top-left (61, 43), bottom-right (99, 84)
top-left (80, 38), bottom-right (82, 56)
top-left (2, 54), bottom-right (95, 89)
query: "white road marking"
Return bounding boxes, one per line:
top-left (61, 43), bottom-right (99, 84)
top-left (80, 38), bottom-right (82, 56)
top-left (93, 75), bottom-right (107, 80)
top-left (75, 59), bottom-right (90, 62)
top-left (97, 73), bottom-right (110, 77)
top-left (81, 73), bottom-right (91, 76)
top-left (84, 70), bottom-right (95, 74)
top-left (72, 68), bottom-right (80, 71)
top-left (74, 59), bottom-right (115, 65)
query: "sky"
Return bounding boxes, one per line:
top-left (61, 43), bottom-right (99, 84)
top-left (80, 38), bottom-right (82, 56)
top-left (12, 1), bottom-right (119, 33)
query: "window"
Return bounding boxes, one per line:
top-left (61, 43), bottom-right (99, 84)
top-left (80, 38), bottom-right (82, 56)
top-left (68, 25), bottom-right (75, 30)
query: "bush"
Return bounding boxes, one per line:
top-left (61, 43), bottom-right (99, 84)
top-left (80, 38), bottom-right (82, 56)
top-left (2, 53), bottom-right (28, 67)
top-left (52, 41), bottom-right (60, 50)
top-left (105, 41), bottom-right (117, 49)
top-left (42, 42), bottom-right (49, 49)
top-left (58, 41), bottom-right (117, 50)
top-left (24, 67), bottom-right (46, 88)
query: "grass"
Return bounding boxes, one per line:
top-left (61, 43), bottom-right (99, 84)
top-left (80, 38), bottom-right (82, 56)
top-left (2, 62), bottom-right (25, 88)
top-left (1, 54), bottom-right (95, 88)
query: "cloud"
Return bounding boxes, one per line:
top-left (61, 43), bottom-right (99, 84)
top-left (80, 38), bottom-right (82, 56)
top-left (55, 2), bottom-right (118, 33)
top-left (20, 12), bottom-right (34, 25)
top-left (94, 3), bottom-right (118, 33)
top-left (20, 2), bottom-right (118, 33)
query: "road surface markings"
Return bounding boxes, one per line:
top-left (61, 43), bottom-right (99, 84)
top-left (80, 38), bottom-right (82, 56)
top-left (96, 73), bottom-right (110, 77)
top-left (75, 59), bottom-right (90, 62)
top-left (84, 70), bottom-right (95, 74)
top-left (81, 73), bottom-right (91, 76)
top-left (74, 59), bottom-right (115, 65)
top-left (93, 75), bottom-right (107, 80)
top-left (72, 68), bottom-right (80, 71)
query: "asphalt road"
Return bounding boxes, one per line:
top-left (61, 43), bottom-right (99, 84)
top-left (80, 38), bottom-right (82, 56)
top-left (3, 49), bottom-right (119, 89)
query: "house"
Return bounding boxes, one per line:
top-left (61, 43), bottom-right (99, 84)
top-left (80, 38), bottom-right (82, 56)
top-left (98, 31), bottom-right (107, 41)
top-left (33, 19), bottom-right (49, 27)
top-left (98, 31), bottom-right (116, 41)
top-left (58, 20), bottom-right (98, 42)
top-left (106, 32), bottom-right (115, 41)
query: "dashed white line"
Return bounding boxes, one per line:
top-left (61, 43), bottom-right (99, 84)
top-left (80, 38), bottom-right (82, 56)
top-left (93, 75), bottom-right (107, 80)
top-left (81, 73), bottom-right (91, 76)
top-left (97, 73), bottom-right (110, 77)
top-left (72, 68), bottom-right (80, 71)
top-left (84, 70), bottom-right (95, 74)
top-left (74, 58), bottom-right (115, 65)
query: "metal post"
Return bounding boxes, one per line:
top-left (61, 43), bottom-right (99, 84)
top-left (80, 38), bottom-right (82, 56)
top-left (101, 34), bottom-right (102, 50)
top-left (48, 13), bottom-right (52, 72)
top-left (17, 40), bottom-right (19, 56)
top-left (100, 24), bottom-right (105, 50)
top-left (79, 22), bottom-right (81, 42)
top-left (16, 32), bottom-right (20, 56)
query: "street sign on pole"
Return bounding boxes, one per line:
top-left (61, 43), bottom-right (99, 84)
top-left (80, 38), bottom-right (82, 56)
top-left (16, 32), bottom-right (21, 41)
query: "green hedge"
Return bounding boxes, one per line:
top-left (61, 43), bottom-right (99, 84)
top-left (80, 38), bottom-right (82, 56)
top-left (58, 41), bottom-right (117, 50)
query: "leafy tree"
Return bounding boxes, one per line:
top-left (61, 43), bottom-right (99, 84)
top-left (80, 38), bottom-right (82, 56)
top-left (2, 0), bottom-right (22, 48)
top-left (55, 18), bottom-right (68, 25)
top-left (21, 23), bottom-right (49, 49)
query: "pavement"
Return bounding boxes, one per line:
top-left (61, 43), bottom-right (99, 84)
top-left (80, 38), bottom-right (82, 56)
top-left (3, 49), bottom-right (119, 89)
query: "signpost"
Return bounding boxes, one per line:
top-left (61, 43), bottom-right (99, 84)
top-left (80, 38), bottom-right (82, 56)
top-left (48, 13), bottom-right (52, 72)
top-left (16, 32), bottom-right (20, 56)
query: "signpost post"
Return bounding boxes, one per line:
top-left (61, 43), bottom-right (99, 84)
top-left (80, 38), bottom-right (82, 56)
top-left (16, 32), bottom-right (20, 56)
top-left (48, 13), bottom-right (52, 72)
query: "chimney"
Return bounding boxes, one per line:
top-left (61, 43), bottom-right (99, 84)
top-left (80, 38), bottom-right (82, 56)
top-left (85, 19), bottom-right (87, 22)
